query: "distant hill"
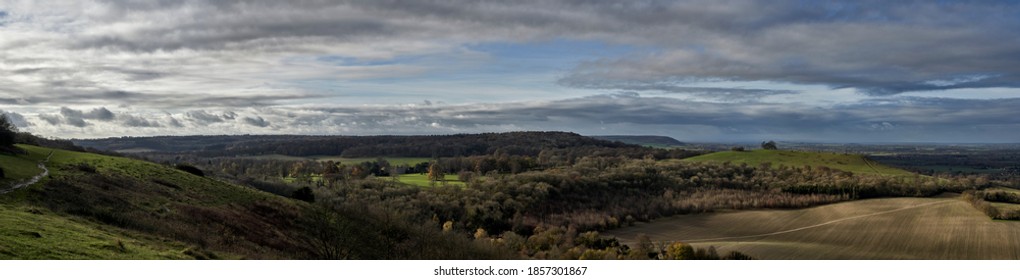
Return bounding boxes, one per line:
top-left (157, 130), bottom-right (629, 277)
top-left (591, 135), bottom-right (684, 147)
top-left (74, 132), bottom-right (639, 157)
top-left (684, 150), bottom-right (915, 177)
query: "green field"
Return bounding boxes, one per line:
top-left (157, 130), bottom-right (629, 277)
top-left (607, 196), bottom-right (1020, 259)
top-left (684, 150), bottom-right (915, 176)
top-left (385, 173), bottom-right (465, 187)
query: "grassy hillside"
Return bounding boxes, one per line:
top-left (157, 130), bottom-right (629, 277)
top-left (608, 196), bottom-right (1020, 259)
top-left (0, 204), bottom-right (188, 259)
top-left (1, 144), bottom-right (313, 259)
top-left (684, 150), bottom-right (914, 176)
top-left (0, 149), bottom-right (48, 184)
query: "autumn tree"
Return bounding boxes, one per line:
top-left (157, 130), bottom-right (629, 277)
top-left (427, 160), bottom-right (444, 184)
top-left (663, 241), bottom-right (695, 260)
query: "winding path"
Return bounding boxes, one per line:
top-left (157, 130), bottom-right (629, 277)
top-left (679, 200), bottom-right (955, 243)
top-left (1, 151), bottom-right (54, 195)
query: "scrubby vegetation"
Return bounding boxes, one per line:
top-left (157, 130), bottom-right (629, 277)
top-left (965, 188), bottom-right (1020, 220)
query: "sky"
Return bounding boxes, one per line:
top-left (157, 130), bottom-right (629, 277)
top-left (2, 0), bottom-right (1020, 143)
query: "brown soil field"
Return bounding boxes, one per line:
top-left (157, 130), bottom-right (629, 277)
top-left (607, 196), bottom-right (1020, 259)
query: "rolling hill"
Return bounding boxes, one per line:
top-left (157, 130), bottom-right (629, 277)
top-left (591, 135), bottom-right (685, 147)
top-left (73, 132), bottom-right (637, 157)
top-left (684, 150), bottom-right (915, 177)
top-left (1, 144), bottom-right (315, 259)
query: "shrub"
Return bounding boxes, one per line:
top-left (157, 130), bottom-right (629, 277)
top-left (174, 164), bottom-right (205, 177)
top-left (291, 187), bottom-right (315, 202)
top-left (76, 162), bottom-right (97, 173)
top-left (724, 251), bottom-right (756, 260)
top-left (0, 166), bottom-right (5, 179)
top-left (663, 241), bottom-right (695, 260)
top-left (730, 146), bottom-right (746, 152)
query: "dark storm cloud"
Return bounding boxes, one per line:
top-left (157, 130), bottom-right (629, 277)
top-left (38, 114), bottom-right (62, 126)
top-left (556, 1), bottom-right (1020, 95)
top-left (41, 107), bottom-right (122, 127)
top-left (242, 116), bottom-right (271, 128)
top-left (185, 110), bottom-right (226, 124)
top-left (166, 116), bottom-right (184, 128)
top-left (568, 82), bottom-right (797, 102)
top-left (119, 115), bottom-right (162, 128)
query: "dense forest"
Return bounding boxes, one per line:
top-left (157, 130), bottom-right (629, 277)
top-left (74, 132), bottom-right (689, 158)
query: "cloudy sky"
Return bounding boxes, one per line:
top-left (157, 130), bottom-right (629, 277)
top-left (2, 1), bottom-right (1020, 142)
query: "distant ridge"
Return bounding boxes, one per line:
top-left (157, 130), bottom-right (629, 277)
top-left (73, 131), bottom-right (639, 158)
top-left (591, 135), bottom-right (684, 147)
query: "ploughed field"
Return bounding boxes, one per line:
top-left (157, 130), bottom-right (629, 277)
top-left (607, 196), bottom-right (1020, 259)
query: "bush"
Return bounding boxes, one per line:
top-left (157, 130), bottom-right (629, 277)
top-left (724, 251), bottom-right (756, 260)
top-left (76, 162), bottom-right (97, 173)
top-left (730, 146), bottom-right (746, 152)
top-left (175, 164), bottom-right (205, 177)
top-left (663, 241), bottom-right (695, 260)
top-left (292, 187), bottom-right (315, 203)
top-left (0, 166), bottom-right (5, 179)
top-left (457, 170), bottom-right (475, 182)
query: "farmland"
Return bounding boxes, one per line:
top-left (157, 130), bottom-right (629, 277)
top-left (607, 196), bottom-right (1020, 259)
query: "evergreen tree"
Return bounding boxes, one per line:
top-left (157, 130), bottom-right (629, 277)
top-left (0, 114), bottom-right (20, 154)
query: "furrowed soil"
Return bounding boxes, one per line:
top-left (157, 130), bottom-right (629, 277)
top-left (607, 196), bottom-right (1020, 259)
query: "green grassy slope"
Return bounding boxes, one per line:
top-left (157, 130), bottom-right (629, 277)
top-left (684, 150), bottom-right (914, 176)
top-left (0, 205), bottom-right (187, 259)
top-left (1, 145), bottom-right (313, 259)
top-left (0, 150), bottom-right (47, 184)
